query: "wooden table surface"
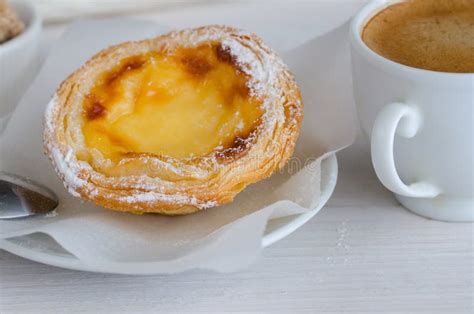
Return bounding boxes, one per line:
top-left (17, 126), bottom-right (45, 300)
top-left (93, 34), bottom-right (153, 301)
top-left (1, 2), bottom-right (473, 313)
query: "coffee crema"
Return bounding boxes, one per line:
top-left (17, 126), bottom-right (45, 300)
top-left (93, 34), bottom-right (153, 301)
top-left (362, 0), bottom-right (474, 73)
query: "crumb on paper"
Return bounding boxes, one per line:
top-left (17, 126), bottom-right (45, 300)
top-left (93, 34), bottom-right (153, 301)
top-left (0, 0), bottom-right (25, 44)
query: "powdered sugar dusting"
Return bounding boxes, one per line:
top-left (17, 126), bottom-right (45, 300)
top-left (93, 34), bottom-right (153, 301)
top-left (221, 38), bottom-right (267, 97)
top-left (118, 192), bottom-right (217, 209)
top-left (48, 145), bottom-right (84, 197)
top-left (44, 94), bottom-right (59, 132)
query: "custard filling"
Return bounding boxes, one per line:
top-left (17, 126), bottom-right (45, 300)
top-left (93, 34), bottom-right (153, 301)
top-left (81, 43), bottom-right (263, 161)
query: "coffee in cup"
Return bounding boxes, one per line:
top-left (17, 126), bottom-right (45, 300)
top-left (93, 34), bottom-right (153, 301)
top-left (361, 0), bottom-right (474, 73)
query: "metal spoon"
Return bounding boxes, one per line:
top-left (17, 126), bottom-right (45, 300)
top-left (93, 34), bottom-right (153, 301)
top-left (0, 173), bottom-right (58, 219)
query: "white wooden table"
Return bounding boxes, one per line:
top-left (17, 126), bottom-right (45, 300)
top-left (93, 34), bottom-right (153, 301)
top-left (1, 2), bottom-right (473, 313)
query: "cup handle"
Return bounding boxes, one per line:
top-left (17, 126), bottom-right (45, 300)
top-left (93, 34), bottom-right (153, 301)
top-left (371, 102), bottom-right (441, 198)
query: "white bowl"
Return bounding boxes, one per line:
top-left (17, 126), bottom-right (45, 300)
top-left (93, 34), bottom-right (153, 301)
top-left (0, 0), bottom-right (41, 132)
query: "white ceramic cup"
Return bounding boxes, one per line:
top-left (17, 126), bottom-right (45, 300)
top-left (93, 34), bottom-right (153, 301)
top-left (350, 0), bottom-right (474, 222)
top-left (0, 0), bottom-right (41, 132)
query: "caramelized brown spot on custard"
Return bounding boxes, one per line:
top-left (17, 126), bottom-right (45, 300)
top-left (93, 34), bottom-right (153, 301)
top-left (181, 55), bottom-right (213, 76)
top-left (215, 122), bottom-right (260, 161)
top-left (85, 98), bottom-right (106, 120)
top-left (215, 44), bottom-right (235, 64)
top-left (215, 136), bottom-right (252, 160)
top-left (215, 43), bottom-right (246, 74)
top-left (236, 82), bottom-right (250, 98)
top-left (231, 136), bottom-right (250, 150)
top-left (105, 58), bottom-right (146, 86)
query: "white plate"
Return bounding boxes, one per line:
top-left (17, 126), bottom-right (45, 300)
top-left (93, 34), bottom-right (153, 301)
top-left (0, 154), bottom-right (337, 274)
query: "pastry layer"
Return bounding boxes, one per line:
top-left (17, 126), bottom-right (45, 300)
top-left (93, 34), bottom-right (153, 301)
top-left (44, 25), bottom-right (303, 215)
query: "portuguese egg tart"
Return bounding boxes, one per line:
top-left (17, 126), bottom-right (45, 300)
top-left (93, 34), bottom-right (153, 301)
top-left (43, 25), bottom-right (303, 215)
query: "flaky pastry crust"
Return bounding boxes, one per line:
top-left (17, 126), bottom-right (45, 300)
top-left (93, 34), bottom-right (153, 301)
top-left (43, 25), bottom-right (303, 215)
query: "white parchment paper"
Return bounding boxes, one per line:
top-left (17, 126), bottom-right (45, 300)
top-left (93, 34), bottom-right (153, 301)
top-left (0, 19), bottom-right (355, 273)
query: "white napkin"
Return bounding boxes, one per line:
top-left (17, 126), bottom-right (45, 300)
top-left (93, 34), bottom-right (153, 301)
top-left (0, 18), bottom-right (355, 273)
